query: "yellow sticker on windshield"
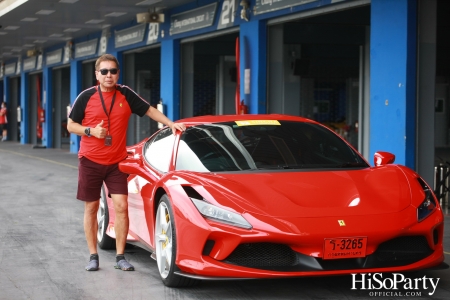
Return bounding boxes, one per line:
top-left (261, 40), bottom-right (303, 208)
top-left (235, 120), bottom-right (281, 126)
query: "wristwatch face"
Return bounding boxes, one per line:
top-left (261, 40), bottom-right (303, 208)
top-left (85, 127), bottom-right (90, 136)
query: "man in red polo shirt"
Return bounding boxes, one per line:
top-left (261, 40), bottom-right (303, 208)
top-left (67, 54), bottom-right (185, 271)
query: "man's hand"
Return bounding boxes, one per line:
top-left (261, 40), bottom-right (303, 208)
top-left (169, 122), bottom-right (186, 135)
top-left (92, 120), bottom-right (107, 138)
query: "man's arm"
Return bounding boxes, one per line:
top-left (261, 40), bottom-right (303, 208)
top-left (67, 118), bottom-right (107, 138)
top-left (145, 106), bottom-right (186, 134)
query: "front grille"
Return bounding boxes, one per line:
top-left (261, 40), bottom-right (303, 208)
top-left (224, 243), bottom-right (297, 268)
top-left (373, 236), bottom-right (432, 266)
top-left (219, 235), bottom-right (434, 272)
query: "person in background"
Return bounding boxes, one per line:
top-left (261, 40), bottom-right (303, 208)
top-left (0, 102), bottom-right (7, 142)
top-left (67, 54), bottom-right (185, 272)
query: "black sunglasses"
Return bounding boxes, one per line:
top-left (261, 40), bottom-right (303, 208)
top-left (98, 68), bottom-right (118, 75)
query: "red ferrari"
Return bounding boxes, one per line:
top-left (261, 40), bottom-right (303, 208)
top-left (97, 114), bottom-right (445, 287)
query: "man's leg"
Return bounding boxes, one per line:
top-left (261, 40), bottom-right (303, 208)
top-left (84, 200), bottom-right (100, 254)
top-left (111, 194), bottom-right (134, 271)
top-left (84, 200), bottom-right (100, 271)
top-left (77, 156), bottom-right (106, 271)
top-left (110, 194), bottom-right (128, 254)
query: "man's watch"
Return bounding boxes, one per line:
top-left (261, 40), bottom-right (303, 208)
top-left (84, 127), bottom-right (91, 137)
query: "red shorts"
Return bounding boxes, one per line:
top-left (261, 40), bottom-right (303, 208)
top-left (77, 156), bottom-right (128, 201)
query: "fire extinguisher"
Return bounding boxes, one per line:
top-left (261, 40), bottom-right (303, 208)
top-left (36, 76), bottom-right (44, 140)
top-left (37, 123), bottom-right (42, 139)
top-left (239, 100), bottom-right (248, 114)
top-left (39, 108), bottom-right (45, 123)
top-left (36, 107), bottom-right (45, 139)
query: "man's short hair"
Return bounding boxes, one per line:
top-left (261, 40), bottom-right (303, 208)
top-left (95, 54), bottom-right (120, 70)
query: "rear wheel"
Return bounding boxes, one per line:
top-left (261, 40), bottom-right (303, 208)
top-left (97, 186), bottom-right (115, 250)
top-left (155, 194), bottom-right (198, 287)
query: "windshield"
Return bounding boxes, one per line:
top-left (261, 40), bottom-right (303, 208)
top-left (175, 121), bottom-right (368, 172)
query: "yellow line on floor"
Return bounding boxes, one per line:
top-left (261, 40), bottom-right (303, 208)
top-left (0, 148), bottom-right (78, 170)
top-left (445, 251), bottom-right (450, 255)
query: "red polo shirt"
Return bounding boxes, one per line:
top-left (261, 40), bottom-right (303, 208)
top-left (0, 107), bottom-right (7, 124)
top-left (69, 85), bottom-right (150, 165)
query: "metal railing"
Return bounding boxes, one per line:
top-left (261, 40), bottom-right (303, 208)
top-left (434, 163), bottom-right (449, 214)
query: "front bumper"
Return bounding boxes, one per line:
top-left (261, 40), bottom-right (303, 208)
top-left (174, 205), bottom-right (445, 279)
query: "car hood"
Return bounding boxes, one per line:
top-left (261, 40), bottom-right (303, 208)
top-left (186, 166), bottom-right (412, 218)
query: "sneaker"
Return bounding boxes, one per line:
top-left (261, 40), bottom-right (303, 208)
top-left (85, 259), bottom-right (99, 271)
top-left (85, 255), bottom-right (99, 271)
top-left (114, 259), bottom-right (135, 271)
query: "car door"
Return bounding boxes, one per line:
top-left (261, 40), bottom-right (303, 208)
top-left (127, 128), bottom-right (176, 249)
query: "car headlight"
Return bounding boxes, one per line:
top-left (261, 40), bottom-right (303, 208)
top-left (417, 178), bottom-right (437, 222)
top-left (191, 198), bottom-right (252, 229)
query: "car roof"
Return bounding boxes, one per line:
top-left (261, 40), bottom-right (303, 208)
top-left (176, 114), bottom-right (319, 126)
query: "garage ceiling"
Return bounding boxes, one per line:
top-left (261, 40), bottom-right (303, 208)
top-left (0, 0), bottom-right (194, 62)
top-left (1, 0), bottom-right (449, 77)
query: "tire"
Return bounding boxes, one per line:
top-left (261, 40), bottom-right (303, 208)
top-left (97, 185), bottom-right (115, 250)
top-left (155, 194), bottom-right (198, 287)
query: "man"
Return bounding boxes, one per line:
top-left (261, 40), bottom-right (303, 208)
top-left (0, 102), bottom-right (7, 142)
top-left (67, 54), bottom-right (185, 271)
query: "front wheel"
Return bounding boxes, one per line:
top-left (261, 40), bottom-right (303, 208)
top-left (97, 185), bottom-right (115, 250)
top-left (155, 194), bottom-right (198, 287)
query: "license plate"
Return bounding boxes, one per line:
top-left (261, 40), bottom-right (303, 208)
top-left (323, 237), bottom-right (367, 260)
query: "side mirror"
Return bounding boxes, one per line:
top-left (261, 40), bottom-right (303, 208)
top-left (119, 154), bottom-right (157, 182)
top-left (119, 154), bottom-right (143, 175)
top-left (374, 151), bottom-right (395, 166)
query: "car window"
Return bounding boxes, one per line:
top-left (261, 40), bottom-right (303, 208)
top-left (144, 128), bottom-right (175, 173)
top-left (175, 121), bottom-right (367, 172)
top-left (176, 125), bottom-right (253, 172)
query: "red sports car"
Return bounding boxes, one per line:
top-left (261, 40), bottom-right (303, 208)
top-left (97, 114), bottom-right (445, 287)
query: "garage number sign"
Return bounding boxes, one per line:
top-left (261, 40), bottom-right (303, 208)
top-left (217, 0), bottom-right (236, 29)
top-left (254, 0), bottom-right (317, 15)
top-left (170, 3), bottom-right (217, 35)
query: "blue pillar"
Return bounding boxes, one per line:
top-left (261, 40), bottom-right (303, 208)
top-left (69, 60), bottom-right (82, 153)
top-left (370, 0), bottom-right (417, 168)
top-left (239, 20), bottom-right (267, 114)
top-left (20, 72), bottom-right (29, 144)
top-left (160, 39), bottom-right (181, 121)
top-left (42, 67), bottom-right (53, 148)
